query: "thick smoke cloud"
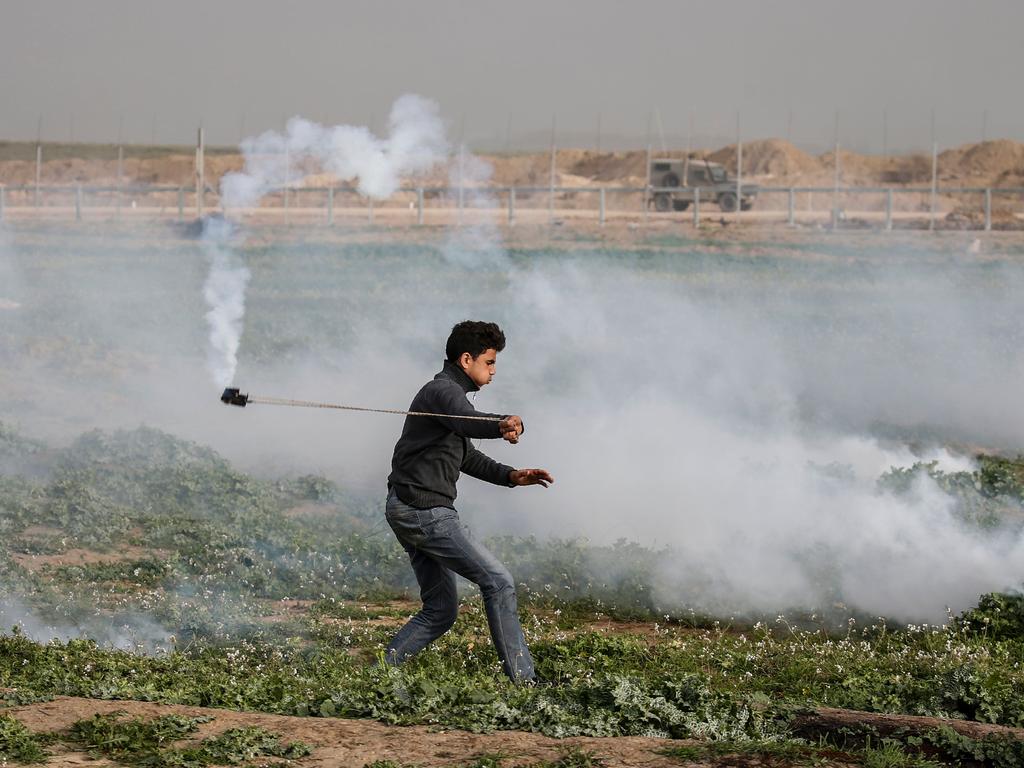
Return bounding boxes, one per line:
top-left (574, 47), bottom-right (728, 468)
top-left (428, 257), bottom-right (1024, 623)
top-left (220, 94), bottom-right (448, 208)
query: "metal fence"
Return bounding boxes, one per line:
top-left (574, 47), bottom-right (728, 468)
top-left (1, 182), bottom-right (1022, 231)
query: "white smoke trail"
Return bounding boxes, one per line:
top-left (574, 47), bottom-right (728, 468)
top-left (201, 217), bottom-right (250, 388)
top-left (203, 94), bottom-right (450, 388)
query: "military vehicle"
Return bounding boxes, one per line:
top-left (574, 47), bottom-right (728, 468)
top-left (647, 157), bottom-right (759, 213)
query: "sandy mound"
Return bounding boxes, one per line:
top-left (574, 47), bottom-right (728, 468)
top-left (939, 140), bottom-right (1024, 181)
top-left (709, 139), bottom-right (820, 179)
top-left (565, 150), bottom-right (648, 183)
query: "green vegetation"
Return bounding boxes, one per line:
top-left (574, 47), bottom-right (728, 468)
top-left (365, 749), bottom-right (603, 768)
top-left (69, 712), bottom-right (311, 766)
top-left (0, 714), bottom-right (52, 764)
top-left (0, 710), bottom-right (310, 766)
top-left (1, 422), bottom-right (1022, 766)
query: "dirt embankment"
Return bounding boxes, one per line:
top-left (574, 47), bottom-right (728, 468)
top-left (7, 697), bottom-right (686, 768)
top-left (2, 139), bottom-right (1023, 190)
top-left (9, 696), bottom-right (1024, 767)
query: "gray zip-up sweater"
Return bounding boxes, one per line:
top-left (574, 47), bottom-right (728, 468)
top-left (387, 360), bottom-right (519, 509)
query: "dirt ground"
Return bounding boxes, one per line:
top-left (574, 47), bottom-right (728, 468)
top-left (13, 696), bottom-right (1023, 767)
top-left (7, 696), bottom-right (699, 768)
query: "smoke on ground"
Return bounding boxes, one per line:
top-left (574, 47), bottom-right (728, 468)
top-left (0, 597), bottom-right (174, 653)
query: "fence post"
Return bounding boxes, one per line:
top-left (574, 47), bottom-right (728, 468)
top-left (0, 185), bottom-right (5, 221)
top-left (692, 187), bottom-right (700, 227)
top-left (736, 129), bottom-right (743, 223)
top-left (196, 127), bottom-right (204, 218)
top-left (458, 145), bottom-right (466, 226)
top-left (35, 144), bottom-right (41, 208)
top-left (327, 187), bottom-right (334, 226)
top-left (177, 187), bottom-right (184, 221)
top-left (116, 145), bottom-right (123, 222)
top-left (75, 184), bottom-right (82, 221)
top-left (831, 114), bottom-right (840, 230)
top-left (548, 137), bottom-right (557, 224)
top-left (984, 188), bottom-right (992, 231)
top-left (417, 187), bottom-right (424, 225)
top-left (368, 197), bottom-right (374, 224)
top-left (885, 189), bottom-right (893, 231)
top-left (929, 141), bottom-right (938, 231)
top-left (787, 188), bottom-right (795, 226)
top-left (508, 187), bottom-right (515, 226)
top-left (599, 187), bottom-right (605, 227)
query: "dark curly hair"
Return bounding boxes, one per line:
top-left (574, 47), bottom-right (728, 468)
top-left (445, 321), bottom-right (506, 362)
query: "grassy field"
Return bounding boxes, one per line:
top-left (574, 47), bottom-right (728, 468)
top-left (1, 423), bottom-right (1022, 766)
top-left (2, 224), bottom-right (1024, 765)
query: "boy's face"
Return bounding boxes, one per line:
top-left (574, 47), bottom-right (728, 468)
top-left (460, 348), bottom-right (498, 388)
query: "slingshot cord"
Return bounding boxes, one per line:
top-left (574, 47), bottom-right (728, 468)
top-left (244, 395), bottom-right (503, 422)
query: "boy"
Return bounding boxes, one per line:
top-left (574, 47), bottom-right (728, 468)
top-left (385, 320), bottom-right (553, 682)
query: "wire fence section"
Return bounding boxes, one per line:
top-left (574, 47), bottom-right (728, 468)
top-left (1, 182), bottom-right (1022, 231)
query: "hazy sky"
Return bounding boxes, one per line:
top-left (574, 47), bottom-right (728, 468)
top-left (1, 0), bottom-right (1021, 153)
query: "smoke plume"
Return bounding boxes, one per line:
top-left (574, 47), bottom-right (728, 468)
top-left (220, 93), bottom-right (448, 208)
top-left (202, 93), bottom-right (450, 388)
top-left (201, 217), bottom-right (250, 388)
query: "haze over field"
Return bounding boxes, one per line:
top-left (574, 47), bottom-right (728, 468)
top-left (2, 208), bottom-right (1023, 623)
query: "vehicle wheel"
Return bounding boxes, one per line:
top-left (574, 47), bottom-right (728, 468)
top-left (654, 193), bottom-right (672, 212)
top-left (740, 200), bottom-right (753, 211)
top-left (718, 192), bottom-right (738, 212)
top-left (673, 200), bottom-right (691, 211)
top-left (663, 172), bottom-right (680, 188)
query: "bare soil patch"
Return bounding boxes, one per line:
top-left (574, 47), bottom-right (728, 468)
top-left (7, 696), bottom-right (686, 767)
top-left (11, 544), bottom-right (165, 573)
top-left (15, 696), bottom-right (1012, 766)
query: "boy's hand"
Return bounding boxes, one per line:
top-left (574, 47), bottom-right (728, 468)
top-left (509, 468), bottom-right (554, 488)
top-left (499, 415), bottom-right (524, 444)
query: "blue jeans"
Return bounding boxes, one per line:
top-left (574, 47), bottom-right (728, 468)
top-left (384, 489), bottom-right (535, 683)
